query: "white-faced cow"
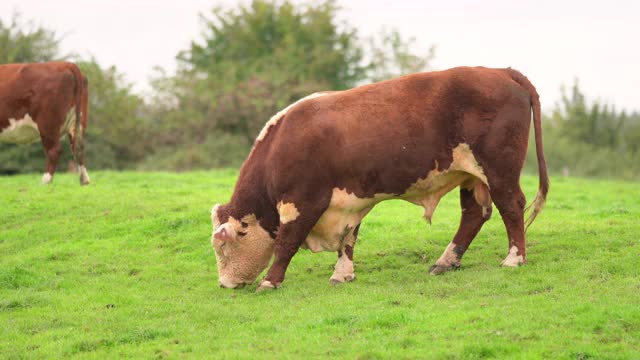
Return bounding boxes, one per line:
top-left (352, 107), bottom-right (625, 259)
top-left (210, 66), bottom-right (549, 291)
top-left (0, 61), bottom-right (90, 185)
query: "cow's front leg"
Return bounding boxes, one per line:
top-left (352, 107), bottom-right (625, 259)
top-left (257, 195), bottom-right (330, 292)
top-left (330, 224), bottom-right (360, 284)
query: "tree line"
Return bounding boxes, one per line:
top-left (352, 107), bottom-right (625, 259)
top-left (1, 0), bottom-right (639, 180)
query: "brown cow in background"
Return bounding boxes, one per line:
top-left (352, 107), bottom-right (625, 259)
top-left (0, 61), bottom-right (90, 185)
top-left (210, 66), bottom-right (549, 291)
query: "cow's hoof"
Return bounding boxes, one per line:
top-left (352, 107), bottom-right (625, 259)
top-left (329, 274), bottom-right (355, 285)
top-left (501, 246), bottom-right (525, 267)
top-left (501, 258), bottom-right (525, 267)
top-left (256, 280), bottom-right (280, 292)
top-left (41, 173), bottom-right (53, 184)
top-left (79, 166), bottom-right (90, 185)
top-left (429, 264), bottom-right (459, 275)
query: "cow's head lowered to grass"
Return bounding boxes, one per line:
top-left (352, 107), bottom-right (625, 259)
top-left (210, 204), bottom-right (275, 288)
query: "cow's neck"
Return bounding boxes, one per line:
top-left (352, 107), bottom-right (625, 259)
top-left (228, 155), bottom-right (279, 236)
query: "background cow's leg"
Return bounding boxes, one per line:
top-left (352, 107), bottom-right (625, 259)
top-left (330, 224), bottom-right (360, 284)
top-left (67, 133), bottom-right (77, 167)
top-left (490, 179), bottom-right (527, 266)
top-left (258, 195), bottom-right (331, 291)
top-left (40, 135), bottom-right (62, 184)
top-left (430, 188), bottom-right (492, 275)
top-left (68, 131), bottom-right (90, 185)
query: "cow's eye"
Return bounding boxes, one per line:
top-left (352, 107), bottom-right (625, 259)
top-left (237, 231), bottom-right (247, 237)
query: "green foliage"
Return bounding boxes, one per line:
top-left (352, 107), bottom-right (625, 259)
top-left (0, 13), bottom-right (65, 63)
top-left (525, 81), bottom-right (640, 180)
top-left (367, 28), bottom-right (435, 82)
top-left (179, 0), bottom-right (365, 90)
top-left (145, 0), bottom-right (367, 169)
top-left (144, 0), bottom-right (431, 170)
top-left (1, 171), bottom-right (639, 357)
top-left (77, 60), bottom-right (148, 170)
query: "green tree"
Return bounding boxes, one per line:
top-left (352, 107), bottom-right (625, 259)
top-left (179, 0), bottom-right (365, 90)
top-left (367, 28), bottom-right (435, 82)
top-left (524, 81), bottom-right (640, 180)
top-left (146, 0), bottom-right (432, 170)
top-left (548, 81), bottom-right (625, 149)
top-left (77, 60), bottom-right (148, 170)
top-left (0, 13), bottom-right (65, 63)
top-left (621, 112), bottom-right (640, 155)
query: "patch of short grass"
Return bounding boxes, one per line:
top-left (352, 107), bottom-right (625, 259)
top-left (0, 171), bottom-right (638, 358)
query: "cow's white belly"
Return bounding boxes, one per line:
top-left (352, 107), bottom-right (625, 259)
top-left (301, 144), bottom-right (489, 253)
top-left (0, 108), bottom-right (76, 145)
top-left (0, 115), bottom-right (40, 144)
top-left (303, 189), bottom-right (389, 252)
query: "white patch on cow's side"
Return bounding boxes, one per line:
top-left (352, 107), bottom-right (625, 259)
top-left (502, 245), bottom-right (524, 267)
top-left (254, 92), bottom-right (328, 143)
top-left (330, 251), bottom-right (355, 284)
top-left (42, 172), bottom-right (53, 184)
top-left (78, 165), bottom-right (90, 185)
top-left (304, 189), bottom-right (389, 253)
top-left (61, 107), bottom-right (76, 136)
top-left (277, 201), bottom-right (300, 224)
top-left (0, 114), bottom-right (40, 144)
top-left (435, 242), bottom-right (460, 268)
top-left (403, 143), bottom-right (489, 222)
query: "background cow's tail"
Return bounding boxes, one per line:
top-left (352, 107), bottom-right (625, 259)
top-left (67, 62), bottom-right (90, 184)
top-left (505, 68), bottom-right (549, 231)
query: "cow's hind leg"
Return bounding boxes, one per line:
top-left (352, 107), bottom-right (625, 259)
top-left (430, 187), bottom-right (492, 275)
top-left (68, 132), bottom-right (90, 185)
top-left (40, 135), bottom-right (62, 184)
top-left (330, 224), bottom-right (360, 284)
top-left (490, 180), bottom-right (527, 266)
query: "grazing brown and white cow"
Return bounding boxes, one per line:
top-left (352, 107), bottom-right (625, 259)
top-left (0, 61), bottom-right (90, 185)
top-left (210, 66), bottom-right (549, 291)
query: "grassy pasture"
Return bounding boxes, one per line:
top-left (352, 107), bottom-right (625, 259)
top-left (1, 171), bottom-right (639, 359)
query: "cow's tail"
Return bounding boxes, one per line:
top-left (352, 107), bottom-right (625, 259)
top-left (67, 62), bottom-right (90, 184)
top-left (505, 68), bottom-right (549, 231)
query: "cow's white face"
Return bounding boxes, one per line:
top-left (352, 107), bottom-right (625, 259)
top-left (211, 205), bottom-right (275, 288)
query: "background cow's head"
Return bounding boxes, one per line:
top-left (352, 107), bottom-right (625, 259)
top-left (210, 204), bottom-right (275, 288)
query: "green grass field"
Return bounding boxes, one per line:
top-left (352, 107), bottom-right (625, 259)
top-left (1, 171), bottom-right (639, 359)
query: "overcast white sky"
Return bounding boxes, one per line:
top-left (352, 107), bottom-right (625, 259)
top-left (1, 0), bottom-right (639, 112)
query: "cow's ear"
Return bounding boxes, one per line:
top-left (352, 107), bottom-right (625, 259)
top-left (211, 204), bottom-right (220, 223)
top-left (214, 223), bottom-right (236, 242)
